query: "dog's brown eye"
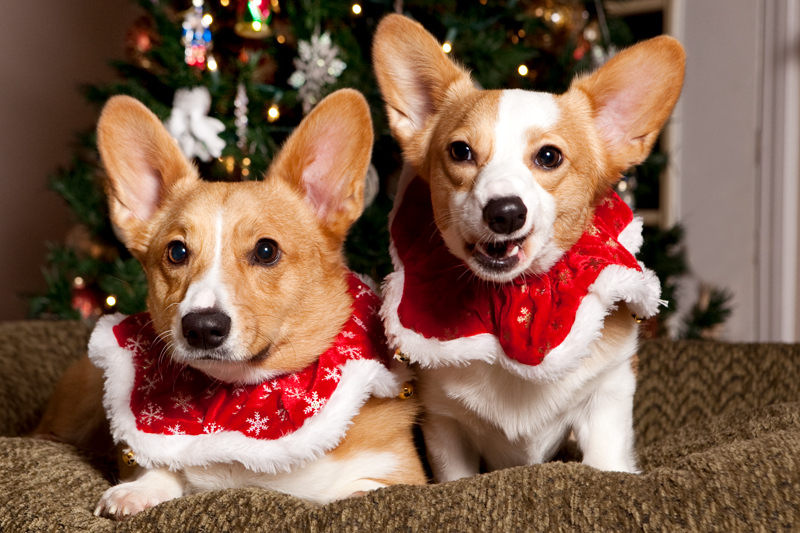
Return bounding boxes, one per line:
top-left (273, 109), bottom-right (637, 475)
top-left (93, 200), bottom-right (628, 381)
top-left (450, 141), bottom-right (473, 162)
top-left (254, 239), bottom-right (280, 266)
top-left (534, 146), bottom-right (563, 169)
top-left (167, 241), bottom-right (188, 264)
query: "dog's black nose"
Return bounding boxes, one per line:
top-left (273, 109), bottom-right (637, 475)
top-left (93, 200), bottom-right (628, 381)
top-left (182, 311), bottom-right (231, 350)
top-left (483, 196), bottom-right (527, 235)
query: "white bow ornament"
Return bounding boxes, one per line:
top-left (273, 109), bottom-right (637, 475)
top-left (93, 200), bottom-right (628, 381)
top-left (165, 87), bottom-right (226, 162)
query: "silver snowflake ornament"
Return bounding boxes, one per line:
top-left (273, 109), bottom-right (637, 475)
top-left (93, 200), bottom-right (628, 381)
top-left (289, 32), bottom-right (347, 114)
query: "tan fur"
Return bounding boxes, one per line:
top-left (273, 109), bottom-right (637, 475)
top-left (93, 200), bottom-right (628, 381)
top-left (33, 356), bottom-right (110, 453)
top-left (36, 90), bottom-right (425, 503)
top-left (330, 396), bottom-right (426, 485)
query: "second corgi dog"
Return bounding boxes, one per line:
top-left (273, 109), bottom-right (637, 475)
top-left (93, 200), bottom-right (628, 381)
top-left (374, 15), bottom-right (684, 480)
top-left (35, 89), bottom-right (425, 518)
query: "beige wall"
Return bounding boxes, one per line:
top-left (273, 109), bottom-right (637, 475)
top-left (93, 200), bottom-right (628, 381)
top-left (676, 0), bottom-right (800, 342)
top-left (0, 0), bottom-right (139, 320)
top-left (676, 0), bottom-right (761, 341)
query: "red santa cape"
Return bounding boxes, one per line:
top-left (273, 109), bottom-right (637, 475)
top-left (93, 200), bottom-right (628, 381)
top-left (89, 273), bottom-right (404, 474)
top-left (380, 174), bottom-right (663, 382)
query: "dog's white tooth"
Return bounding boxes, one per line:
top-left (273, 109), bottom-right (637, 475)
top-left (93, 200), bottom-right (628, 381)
top-left (509, 245), bottom-right (520, 256)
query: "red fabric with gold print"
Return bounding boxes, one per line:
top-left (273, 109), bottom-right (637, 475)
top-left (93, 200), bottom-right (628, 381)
top-left (392, 177), bottom-right (640, 366)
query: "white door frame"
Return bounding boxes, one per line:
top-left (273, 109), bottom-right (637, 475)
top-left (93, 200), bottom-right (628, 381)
top-left (757, 0), bottom-right (800, 342)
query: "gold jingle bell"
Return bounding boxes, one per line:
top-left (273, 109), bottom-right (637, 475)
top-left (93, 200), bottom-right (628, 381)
top-left (398, 382), bottom-right (414, 400)
top-left (394, 349), bottom-right (411, 363)
top-left (631, 314), bottom-right (644, 324)
top-left (122, 449), bottom-right (137, 467)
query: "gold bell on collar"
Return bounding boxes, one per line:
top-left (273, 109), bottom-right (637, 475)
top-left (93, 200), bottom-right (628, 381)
top-left (398, 382), bottom-right (414, 400)
top-left (394, 349), bottom-right (411, 363)
top-left (122, 448), bottom-right (137, 467)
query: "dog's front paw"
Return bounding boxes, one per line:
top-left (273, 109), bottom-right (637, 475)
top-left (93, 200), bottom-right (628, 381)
top-left (93, 469), bottom-right (184, 519)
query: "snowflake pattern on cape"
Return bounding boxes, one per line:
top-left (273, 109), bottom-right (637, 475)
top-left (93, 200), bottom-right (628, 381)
top-left (112, 274), bottom-right (389, 441)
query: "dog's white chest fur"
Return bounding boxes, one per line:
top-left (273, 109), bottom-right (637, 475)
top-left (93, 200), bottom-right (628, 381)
top-left (416, 311), bottom-right (639, 479)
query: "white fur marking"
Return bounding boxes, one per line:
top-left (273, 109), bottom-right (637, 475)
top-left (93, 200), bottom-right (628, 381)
top-left (447, 90), bottom-right (563, 281)
top-left (183, 451), bottom-right (397, 504)
top-left (172, 212), bottom-right (241, 363)
top-left (94, 467), bottom-right (184, 517)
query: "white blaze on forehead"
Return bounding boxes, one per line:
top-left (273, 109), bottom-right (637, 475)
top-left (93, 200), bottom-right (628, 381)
top-left (496, 90), bottom-right (559, 152)
top-left (181, 212), bottom-right (229, 313)
top-left (443, 89), bottom-right (562, 279)
top-left (464, 90), bottom-right (560, 226)
top-left (483, 89), bottom-right (560, 193)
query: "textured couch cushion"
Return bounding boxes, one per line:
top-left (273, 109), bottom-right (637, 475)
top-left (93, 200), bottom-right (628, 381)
top-left (0, 320), bottom-right (798, 531)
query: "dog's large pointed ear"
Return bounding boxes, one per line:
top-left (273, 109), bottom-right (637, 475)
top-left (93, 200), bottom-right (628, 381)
top-left (571, 35), bottom-right (685, 174)
top-left (268, 89), bottom-right (373, 240)
top-left (97, 95), bottom-right (199, 256)
top-left (373, 14), bottom-right (473, 161)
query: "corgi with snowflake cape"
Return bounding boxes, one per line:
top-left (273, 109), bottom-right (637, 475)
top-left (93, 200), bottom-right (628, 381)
top-left (34, 90), bottom-right (425, 518)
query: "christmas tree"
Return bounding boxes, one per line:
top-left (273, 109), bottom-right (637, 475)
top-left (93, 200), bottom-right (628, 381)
top-left (30, 0), bottom-right (730, 339)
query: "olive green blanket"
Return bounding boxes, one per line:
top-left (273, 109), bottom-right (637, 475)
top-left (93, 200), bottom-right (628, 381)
top-left (0, 320), bottom-right (798, 531)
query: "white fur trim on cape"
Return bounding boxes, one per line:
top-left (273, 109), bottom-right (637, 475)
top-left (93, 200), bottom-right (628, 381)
top-left (89, 314), bottom-right (403, 474)
top-left (618, 216), bottom-right (644, 255)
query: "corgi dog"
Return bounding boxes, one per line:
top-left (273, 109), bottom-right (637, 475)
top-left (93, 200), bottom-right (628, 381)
top-left (34, 89), bottom-right (425, 518)
top-left (373, 14), bottom-right (684, 481)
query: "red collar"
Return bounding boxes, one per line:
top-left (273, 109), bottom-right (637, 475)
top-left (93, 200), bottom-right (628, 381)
top-left (391, 177), bottom-right (641, 367)
top-left (113, 273), bottom-right (388, 441)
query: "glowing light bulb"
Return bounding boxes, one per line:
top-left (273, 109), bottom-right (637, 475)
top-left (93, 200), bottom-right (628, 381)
top-left (74, 277), bottom-right (84, 287)
top-left (267, 106), bottom-right (280, 121)
top-left (242, 169), bottom-right (250, 177)
top-left (252, 21), bottom-right (262, 31)
top-left (202, 14), bottom-right (213, 26)
top-left (442, 42), bottom-right (452, 53)
top-left (243, 157), bottom-right (252, 166)
top-left (518, 65), bottom-right (529, 76)
top-left (352, 3), bottom-right (362, 14)
top-left (221, 0), bottom-right (229, 5)
top-left (106, 295), bottom-right (117, 307)
top-left (277, 35), bottom-right (285, 44)
top-left (207, 56), bottom-right (218, 70)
